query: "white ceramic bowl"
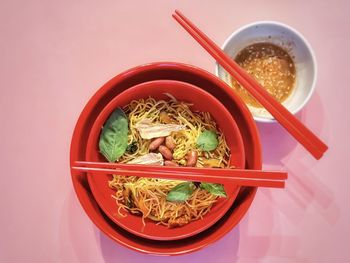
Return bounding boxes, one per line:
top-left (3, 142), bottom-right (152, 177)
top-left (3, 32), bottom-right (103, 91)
top-left (215, 21), bottom-right (317, 123)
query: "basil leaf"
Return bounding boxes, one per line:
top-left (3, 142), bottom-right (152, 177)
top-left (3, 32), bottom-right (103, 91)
top-left (99, 108), bottom-right (128, 162)
top-left (200, 183), bottom-right (227, 197)
top-left (166, 182), bottom-right (195, 203)
top-left (196, 130), bottom-right (218, 151)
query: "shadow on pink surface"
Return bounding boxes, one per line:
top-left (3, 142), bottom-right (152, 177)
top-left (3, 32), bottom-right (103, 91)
top-left (60, 190), bottom-right (309, 262)
top-left (277, 160), bottom-right (340, 225)
top-left (256, 91), bottom-right (327, 166)
top-left (256, 113), bottom-right (300, 165)
top-left (98, 225), bottom-right (240, 262)
top-left (59, 191), bottom-right (103, 262)
top-left (255, 90), bottom-right (338, 225)
top-left (237, 194), bottom-right (302, 261)
top-left (96, 192), bottom-right (304, 261)
top-left (97, 212), bottom-right (302, 262)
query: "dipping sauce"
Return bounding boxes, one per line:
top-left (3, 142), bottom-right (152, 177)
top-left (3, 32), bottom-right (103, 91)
top-left (231, 42), bottom-right (296, 108)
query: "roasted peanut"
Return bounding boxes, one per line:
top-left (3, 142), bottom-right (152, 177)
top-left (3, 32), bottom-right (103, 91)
top-left (186, 150), bottom-right (198, 167)
top-left (149, 137), bottom-right (165, 151)
top-left (158, 145), bottom-right (173, 160)
top-left (165, 136), bottom-right (176, 150)
top-left (164, 160), bottom-right (179, 167)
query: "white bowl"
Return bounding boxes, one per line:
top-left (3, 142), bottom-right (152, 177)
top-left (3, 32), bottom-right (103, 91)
top-left (215, 21), bottom-right (317, 123)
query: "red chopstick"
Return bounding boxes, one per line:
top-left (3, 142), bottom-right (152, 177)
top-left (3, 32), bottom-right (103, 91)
top-left (172, 10), bottom-right (328, 160)
top-left (72, 161), bottom-right (287, 188)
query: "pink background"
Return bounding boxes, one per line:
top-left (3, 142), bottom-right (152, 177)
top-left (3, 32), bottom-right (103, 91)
top-left (1, 0), bottom-right (349, 262)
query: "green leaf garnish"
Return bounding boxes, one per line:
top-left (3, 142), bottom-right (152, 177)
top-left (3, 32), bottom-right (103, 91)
top-left (196, 130), bottom-right (218, 151)
top-left (166, 182), bottom-right (195, 203)
top-left (200, 183), bottom-right (227, 197)
top-left (99, 108), bottom-right (128, 162)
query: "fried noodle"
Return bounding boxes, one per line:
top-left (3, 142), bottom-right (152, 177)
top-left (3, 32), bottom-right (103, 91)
top-left (108, 98), bottom-right (230, 228)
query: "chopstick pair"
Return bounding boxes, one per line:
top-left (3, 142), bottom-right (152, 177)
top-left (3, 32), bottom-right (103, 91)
top-left (72, 161), bottom-right (287, 188)
top-left (172, 10), bottom-right (328, 160)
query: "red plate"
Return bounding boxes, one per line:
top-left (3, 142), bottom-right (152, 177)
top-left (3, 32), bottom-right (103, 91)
top-left (85, 80), bottom-right (245, 240)
top-left (70, 62), bottom-right (262, 255)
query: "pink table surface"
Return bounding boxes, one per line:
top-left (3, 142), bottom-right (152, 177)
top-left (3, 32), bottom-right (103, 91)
top-left (1, 0), bottom-right (349, 262)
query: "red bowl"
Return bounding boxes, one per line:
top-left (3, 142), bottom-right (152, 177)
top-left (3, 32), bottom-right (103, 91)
top-left (85, 80), bottom-right (245, 240)
top-left (70, 62), bottom-right (262, 255)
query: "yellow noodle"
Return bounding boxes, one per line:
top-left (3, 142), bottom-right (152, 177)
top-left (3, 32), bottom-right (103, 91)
top-left (108, 98), bottom-right (230, 228)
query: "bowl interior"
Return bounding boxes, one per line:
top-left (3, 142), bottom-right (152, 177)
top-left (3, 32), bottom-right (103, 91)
top-left (216, 21), bottom-right (317, 122)
top-left (85, 79), bottom-right (245, 240)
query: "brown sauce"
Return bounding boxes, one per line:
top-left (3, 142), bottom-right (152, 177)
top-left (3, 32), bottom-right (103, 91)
top-left (231, 42), bottom-right (296, 108)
